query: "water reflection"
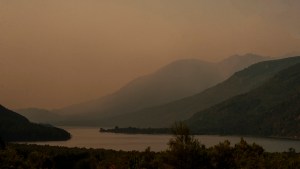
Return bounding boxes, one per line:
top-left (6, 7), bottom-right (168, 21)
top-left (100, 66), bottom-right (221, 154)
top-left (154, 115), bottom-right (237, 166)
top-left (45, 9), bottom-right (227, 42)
top-left (19, 127), bottom-right (300, 152)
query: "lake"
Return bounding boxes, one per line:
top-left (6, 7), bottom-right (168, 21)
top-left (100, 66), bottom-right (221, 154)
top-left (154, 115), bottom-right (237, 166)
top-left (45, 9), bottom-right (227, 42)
top-left (19, 127), bottom-right (300, 152)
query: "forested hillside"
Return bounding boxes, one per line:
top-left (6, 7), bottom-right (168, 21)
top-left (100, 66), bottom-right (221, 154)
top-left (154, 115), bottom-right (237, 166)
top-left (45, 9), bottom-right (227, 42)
top-left (103, 56), bottom-right (300, 127)
top-left (188, 62), bottom-right (300, 139)
top-left (0, 105), bottom-right (70, 141)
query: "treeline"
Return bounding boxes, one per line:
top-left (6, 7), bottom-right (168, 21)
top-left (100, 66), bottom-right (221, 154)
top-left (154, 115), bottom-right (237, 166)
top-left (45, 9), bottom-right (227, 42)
top-left (0, 140), bottom-right (299, 169)
top-left (1, 123), bottom-right (299, 169)
top-left (100, 126), bottom-right (171, 134)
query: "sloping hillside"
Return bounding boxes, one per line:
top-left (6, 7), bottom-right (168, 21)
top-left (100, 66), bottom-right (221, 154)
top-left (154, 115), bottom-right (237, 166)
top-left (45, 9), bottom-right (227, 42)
top-left (57, 54), bottom-right (267, 125)
top-left (188, 63), bottom-right (300, 139)
top-left (104, 56), bottom-right (300, 127)
top-left (0, 105), bottom-right (70, 141)
top-left (58, 59), bottom-right (221, 117)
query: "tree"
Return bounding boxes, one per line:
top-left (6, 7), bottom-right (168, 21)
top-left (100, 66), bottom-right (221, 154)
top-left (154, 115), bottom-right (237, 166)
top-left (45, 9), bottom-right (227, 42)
top-left (210, 140), bottom-right (235, 169)
top-left (167, 122), bottom-right (210, 169)
top-left (233, 138), bottom-right (265, 169)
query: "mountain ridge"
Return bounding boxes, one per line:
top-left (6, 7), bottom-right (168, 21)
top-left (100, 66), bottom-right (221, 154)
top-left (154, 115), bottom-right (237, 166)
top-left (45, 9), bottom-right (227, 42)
top-left (55, 54), bottom-right (269, 126)
top-left (99, 56), bottom-right (300, 127)
top-left (187, 62), bottom-right (300, 139)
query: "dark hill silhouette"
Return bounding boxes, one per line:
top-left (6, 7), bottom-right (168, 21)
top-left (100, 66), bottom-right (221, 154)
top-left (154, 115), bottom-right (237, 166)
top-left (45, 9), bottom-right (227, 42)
top-left (0, 105), bottom-right (70, 141)
top-left (187, 62), bottom-right (300, 139)
top-left (56, 54), bottom-right (268, 125)
top-left (102, 56), bottom-right (300, 127)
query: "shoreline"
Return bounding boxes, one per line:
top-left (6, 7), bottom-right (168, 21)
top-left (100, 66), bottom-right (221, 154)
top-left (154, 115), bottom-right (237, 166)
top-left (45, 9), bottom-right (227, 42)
top-left (99, 127), bottom-right (300, 141)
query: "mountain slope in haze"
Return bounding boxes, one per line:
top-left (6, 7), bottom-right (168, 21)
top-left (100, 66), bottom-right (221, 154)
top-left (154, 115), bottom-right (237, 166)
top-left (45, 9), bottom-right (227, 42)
top-left (16, 108), bottom-right (61, 124)
top-left (58, 59), bottom-right (221, 117)
top-left (187, 62), bottom-right (300, 139)
top-left (57, 54), bottom-right (268, 124)
top-left (0, 105), bottom-right (70, 141)
top-left (104, 56), bottom-right (300, 127)
top-left (218, 53), bottom-right (270, 77)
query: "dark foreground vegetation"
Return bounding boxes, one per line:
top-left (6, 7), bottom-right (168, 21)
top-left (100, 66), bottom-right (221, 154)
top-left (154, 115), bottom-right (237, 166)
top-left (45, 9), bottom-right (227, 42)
top-left (1, 123), bottom-right (299, 169)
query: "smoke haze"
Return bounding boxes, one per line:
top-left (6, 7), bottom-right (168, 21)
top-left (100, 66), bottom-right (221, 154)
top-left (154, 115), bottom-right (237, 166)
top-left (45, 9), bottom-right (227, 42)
top-left (1, 0), bottom-right (300, 109)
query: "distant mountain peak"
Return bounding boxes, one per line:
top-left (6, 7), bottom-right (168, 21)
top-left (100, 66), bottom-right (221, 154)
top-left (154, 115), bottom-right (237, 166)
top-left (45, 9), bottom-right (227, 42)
top-left (222, 53), bottom-right (268, 63)
top-left (155, 58), bottom-right (212, 73)
top-left (218, 53), bottom-right (270, 77)
top-left (56, 53), bottom-right (271, 126)
top-left (103, 55), bottom-right (300, 127)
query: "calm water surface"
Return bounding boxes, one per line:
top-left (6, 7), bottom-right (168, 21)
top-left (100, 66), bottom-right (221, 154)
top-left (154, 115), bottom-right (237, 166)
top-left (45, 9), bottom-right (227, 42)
top-left (20, 127), bottom-right (300, 152)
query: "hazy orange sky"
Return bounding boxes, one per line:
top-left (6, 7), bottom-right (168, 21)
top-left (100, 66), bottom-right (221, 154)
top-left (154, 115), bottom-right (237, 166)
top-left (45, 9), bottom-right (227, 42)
top-left (1, 0), bottom-right (300, 109)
